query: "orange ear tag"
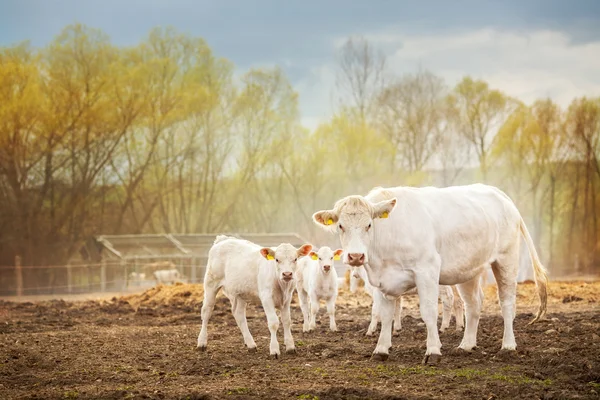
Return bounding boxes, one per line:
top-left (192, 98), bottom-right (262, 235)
top-left (381, 211), bottom-right (389, 219)
top-left (266, 254), bottom-right (275, 261)
top-left (311, 254), bottom-right (318, 260)
top-left (333, 254), bottom-right (341, 261)
top-left (326, 218), bottom-right (334, 225)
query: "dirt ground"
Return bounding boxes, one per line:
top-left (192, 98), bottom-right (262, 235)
top-left (1, 281), bottom-right (599, 400)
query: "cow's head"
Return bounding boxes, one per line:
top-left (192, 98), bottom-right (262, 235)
top-left (312, 194), bottom-right (396, 266)
top-left (260, 243), bottom-right (313, 282)
top-left (309, 246), bottom-right (343, 274)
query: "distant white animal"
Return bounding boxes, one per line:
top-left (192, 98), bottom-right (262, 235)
top-left (144, 261), bottom-right (177, 277)
top-left (128, 272), bottom-right (146, 287)
top-left (197, 235), bottom-right (312, 358)
top-left (312, 183), bottom-right (548, 363)
top-left (153, 269), bottom-right (183, 285)
top-left (350, 266), bottom-right (464, 334)
top-left (295, 246), bottom-right (343, 332)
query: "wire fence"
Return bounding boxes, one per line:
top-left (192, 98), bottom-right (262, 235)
top-left (0, 259), bottom-right (208, 297)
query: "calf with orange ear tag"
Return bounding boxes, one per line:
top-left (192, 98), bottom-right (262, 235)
top-left (296, 246), bottom-right (343, 332)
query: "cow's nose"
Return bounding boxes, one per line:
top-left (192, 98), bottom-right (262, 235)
top-left (282, 272), bottom-right (293, 281)
top-left (323, 265), bottom-right (331, 272)
top-left (347, 253), bottom-right (365, 266)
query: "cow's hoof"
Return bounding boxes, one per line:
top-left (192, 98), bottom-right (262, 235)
top-left (450, 347), bottom-right (471, 356)
top-left (392, 330), bottom-right (400, 337)
top-left (197, 345), bottom-right (207, 352)
top-left (366, 331), bottom-right (375, 337)
top-left (371, 352), bottom-right (389, 362)
top-left (247, 346), bottom-right (257, 353)
top-left (269, 353), bottom-right (280, 360)
top-left (422, 353), bottom-right (442, 365)
top-left (286, 348), bottom-right (297, 355)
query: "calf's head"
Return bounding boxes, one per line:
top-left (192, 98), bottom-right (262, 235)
top-left (260, 243), bottom-right (313, 282)
top-left (312, 195), bottom-right (396, 266)
top-left (309, 246), bottom-right (343, 274)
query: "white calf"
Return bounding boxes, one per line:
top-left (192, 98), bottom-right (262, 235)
top-left (350, 267), bottom-right (464, 334)
top-left (295, 246), bottom-right (343, 332)
top-left (153, 269), bottom-right (183, 285)
top-left (197, 235), bottom-right (312, 358)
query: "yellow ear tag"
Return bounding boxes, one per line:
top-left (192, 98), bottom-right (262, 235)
top-left (311, 254), bottom-right (318, 261)
top-left (266, 254), bottom-right (275, 261)
top-left (381, 211), bottom-right (389, 219)
top-left (326, 218), bottom-right (334, 225)
top-left (333, 254), bottom-right (341, 261)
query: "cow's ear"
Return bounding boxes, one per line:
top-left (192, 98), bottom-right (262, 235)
top-left (297, 244), bottom-right (313, 257)
top-left (260, 248), bottom-right (276, 261)
top-left (309, 251), bottom-right (318, 261)
top-left (313, 210), bottom-right (338, 231)
top-left (372, 198), bottom-right (397, 219)
top-left (333, 249), bottom-right (343, 261)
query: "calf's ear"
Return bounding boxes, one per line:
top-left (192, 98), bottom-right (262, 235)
top-left (309, 251), bottom-right (318, 260)
top-left (372, 198), bottom-right (397, 219)
top-left (312, 210), bottom-right (338, 231)
top-left (260, 248), bottom-right (276, 261)
top-left (297, 244), bottom-right (313, 257)
top-left (333, 249), bottom-right (343, 260)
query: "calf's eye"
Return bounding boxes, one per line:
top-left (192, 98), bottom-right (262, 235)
top-left (367, 223), bottom-right (372, 231)
top-left (276, 259), bottom-right (279, 263)
top-left (338, 224), bottom-right (344, 231)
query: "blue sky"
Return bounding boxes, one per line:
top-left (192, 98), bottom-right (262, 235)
top-left (2, 0), bottom-right (600, 129)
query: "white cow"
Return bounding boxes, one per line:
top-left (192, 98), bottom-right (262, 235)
top-left (312, 184), bottom-right (548, 364)
top-left (153, 269), bottom-right (183, 285)
top-left (350, 266), bottom-right (464, 334)
top-left (295, 246), bottom-right (343, 332)
top-left (197, 235), bottom-right (312, 358)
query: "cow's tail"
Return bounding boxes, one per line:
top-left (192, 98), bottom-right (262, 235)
top-left (519, 216), bottom-right (548, 324)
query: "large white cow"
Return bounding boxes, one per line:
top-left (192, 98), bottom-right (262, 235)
top-left (350, 266), bottom-right (464, 335)
top-left (312, 184), bottom-right (548, 364)
top-left (197, 235), bottom-right (312, 358)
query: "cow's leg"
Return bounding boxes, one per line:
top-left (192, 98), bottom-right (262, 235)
top-left (297, 288), bottom-right (311, 332)
top-left (392, 296), bottom-right (402, 336)
top-left (453, 286), bottom-right (465, 332)
top-left (280, 300), bottom-right (296, 353)
top-left (415, 273), bottom-right (443, 364)
top-left (197, 282), bottom-right (221, 350)
top-left (491, 247), bottom-right (519, 351)
top-left (456, 273), bottom-right (484, 351)
top-left (366, 289), bottom-right (381, 336)
top-left (372, 292), bottom-right (395, 361)
top-left (260, 296), bottom-right (281, 358)
top-left (326, 295), bottom-right (337, 332)
top-left (308, 294), bottom-right (320, 331)
top-left (231, 298), bottom-right (256, 351)
top-left (440, 285), bottom-right (454, 333)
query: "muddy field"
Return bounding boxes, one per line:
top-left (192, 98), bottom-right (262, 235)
top-left (1, 281), bottom-right (599, 400)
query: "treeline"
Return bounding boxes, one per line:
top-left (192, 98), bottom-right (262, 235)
top-left (0, 26), bottom-right (598, 276)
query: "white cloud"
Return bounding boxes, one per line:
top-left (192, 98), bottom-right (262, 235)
top-left (296, 27), bottom-right (600, 130)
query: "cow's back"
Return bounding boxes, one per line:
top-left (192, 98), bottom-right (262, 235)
top-left (369, 184), bottom-right (520, 283)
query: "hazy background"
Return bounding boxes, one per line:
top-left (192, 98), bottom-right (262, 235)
top-left (1, 0), bottom-right (599, 280)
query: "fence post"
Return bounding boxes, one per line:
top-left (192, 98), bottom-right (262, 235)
top-left (100, 259), bottom-right (107, 292)
top-left (121, 259), bottom-right (128, 291)
top-left (191, 257), bottom-right (197, 284)
top-left (15, 255), bottom-right (23, 297)
top-left (67, 263), bottom-right (73, 294)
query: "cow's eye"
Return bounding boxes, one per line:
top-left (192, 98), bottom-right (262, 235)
top-left (318, 257), bottom-right (322, 261)
top-left (367, 223), bottom-right (372, 231)
top-left (338, 224), bottom-right (344, 231)
top-left (275, 259), bottom-right (279, 263)
top-left (294, 258), bottom-right (297, 263)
